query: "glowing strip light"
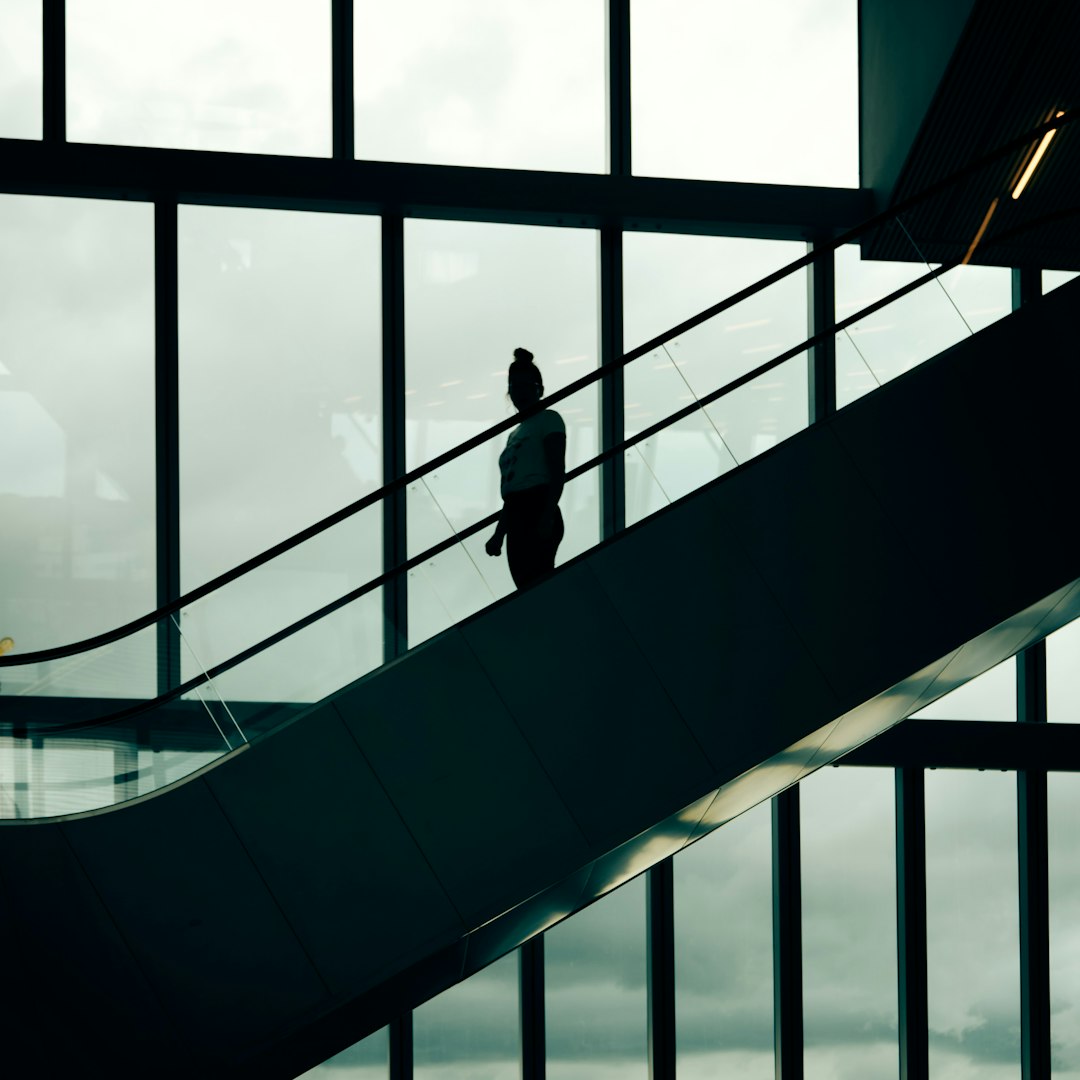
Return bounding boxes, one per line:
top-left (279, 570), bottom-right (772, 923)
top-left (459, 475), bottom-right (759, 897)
top-left (962, 197), bottom-right (1000, 264)
top-left (1012, 111), bottom-right (1065, 200)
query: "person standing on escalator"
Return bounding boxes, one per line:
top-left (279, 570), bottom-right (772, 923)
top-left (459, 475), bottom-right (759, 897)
top-left (485, 348), bottom-right (566, 589)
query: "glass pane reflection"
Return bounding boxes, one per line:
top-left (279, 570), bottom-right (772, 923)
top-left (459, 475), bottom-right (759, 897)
top-left (354, 0), bottom-right (605, 172)
top-left (801, 767), bottom-right (897, 1079)
top-left (414, 951), bottom-right (519, 1080)
top-left (547, 876), bottom-right (647, 1080)
top-left (0, 193), bottom-right (155, 695)
top-left (674, 801), bottom-right (773, 1080)
top-left (0, 0), bottom-right (41, 139)
top-left (298, 1025), bottom-right (388, 1078)
top-left (1048, 774), bottom-right (1080, 1080)
top-left (925, 769), bottom-right (1020, 1079)
top-left (68, 0), bottom-right (331, 155)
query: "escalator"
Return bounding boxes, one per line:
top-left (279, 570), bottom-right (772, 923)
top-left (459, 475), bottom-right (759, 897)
top-left (1, 121), bottom-right (1078, 1078)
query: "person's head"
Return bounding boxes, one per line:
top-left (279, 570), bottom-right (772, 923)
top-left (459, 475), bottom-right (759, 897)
top-left (508, 347), bottom-right (543, 411)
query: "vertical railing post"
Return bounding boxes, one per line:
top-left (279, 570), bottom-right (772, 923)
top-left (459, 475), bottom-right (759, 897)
top-left (807, 240), bottom-right (836, 423)
top-left (648, 857), bottom-right (677, 1080)
top-left (773, 788), bottom-right (803, 1080)
top-left (896, 767), bottom-right (928, 1080)
top-left (155, 198), bottom-right (181, 697)
top-left (382, 215), bottom-right (408, 661)
top-left (1018, 642), bottom-right (1050, 1080)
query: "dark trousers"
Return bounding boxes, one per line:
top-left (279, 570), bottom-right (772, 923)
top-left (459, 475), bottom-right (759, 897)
top-left (504, 487), bottom-right (564, 589)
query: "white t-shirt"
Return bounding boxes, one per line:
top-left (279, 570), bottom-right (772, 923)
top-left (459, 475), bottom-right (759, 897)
top-left (499, 409), bottom-right (566, 496)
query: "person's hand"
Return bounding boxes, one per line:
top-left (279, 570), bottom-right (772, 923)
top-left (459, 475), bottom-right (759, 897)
top-left (485, 535), bottom-right (503, 557)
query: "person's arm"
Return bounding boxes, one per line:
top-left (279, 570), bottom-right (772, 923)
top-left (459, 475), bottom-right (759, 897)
top-left (539, 431), bottom-right (566, 535)
top-left (486, 505), bottom-right (507, 556)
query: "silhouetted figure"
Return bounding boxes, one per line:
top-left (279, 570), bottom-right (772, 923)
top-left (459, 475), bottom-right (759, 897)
top-left (485, 348), bottom-right (566, 589)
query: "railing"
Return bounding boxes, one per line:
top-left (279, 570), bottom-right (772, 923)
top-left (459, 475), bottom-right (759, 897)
top-left (0, 111), bottom-right (1075, 818)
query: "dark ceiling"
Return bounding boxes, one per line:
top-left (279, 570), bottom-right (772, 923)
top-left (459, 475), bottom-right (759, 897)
top-left (866, 0), bottom-right (1080, 270)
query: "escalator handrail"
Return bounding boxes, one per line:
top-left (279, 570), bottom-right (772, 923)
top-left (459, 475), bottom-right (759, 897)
top-left (0, 110), bottom-right (1073, 671)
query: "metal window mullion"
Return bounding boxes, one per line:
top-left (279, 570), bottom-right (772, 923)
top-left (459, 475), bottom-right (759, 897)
top-left (331, 0), bottom-right (354, 161)
top-left (382, 215), bottom-right (407, 661)
top-left (1018, 641), bottom-right (1050, 1080)
top-left (772, 787), bottom-right (803, 1080)
top-left (521, 937), bottom-right (546, 1080)
top-left (389, 1011), bottom-right (413, 1080)
top-left (42, 0), bottom-right (65, 144)
top-left (607, 0), bottom-right (631, 177)
top-left (599, 224), bottom-right (625, 539)
top-left (896, 767), bottom-right (928, 1080)
top-left (1011, 267), bottom-right (1041, 311)
top-left (807, 240), bottom-right (836, 423)
top-left (648, 858), bottom-right (676, 1080)
top-left (155, 198), bottom-right (181, 697)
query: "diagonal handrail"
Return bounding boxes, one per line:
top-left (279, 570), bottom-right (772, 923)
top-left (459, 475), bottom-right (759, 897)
top-left (0, 109), bottom-right (1074, 671)
top-left (16, 199), bottom-right (1080, 735)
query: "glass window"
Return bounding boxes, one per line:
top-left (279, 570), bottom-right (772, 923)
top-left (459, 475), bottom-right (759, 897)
top-left (404, 219), bottom-right (600, 645)
top-left (674, 801), bottom-right (773, 1079)
top-left (925, 769), bottom-right (1020, 1078)
top-left (1048, 773), bottom-right (1080, 1080)
top-left (178, 205), bottom-right (382, 705)
top-left (1043, 270), bottom-right (1079, 294)
top-left (354, 0), bottom-right (605, 172)
top-left (623, 233), bottom-right (808, 525)
top-left (631, 0), bottom-right (858, 186)
top-left (0, 0), bottom-right (41, 139)
top-left (801, 767), bottom-right (897, 1079)
top-left (298, 1025), bottom-right (388, 1078)
top-left (0, 193), bottom-right (155, 696)
top-left (414, 951), bottom-right (519, 1080)
top-left (547, 875), bottom-right (647, 1080)
top-left (911, 657), bottom-right (1016, 722)
top-left (67, 0), bottom-right (331, 155)
top-left (835, 245), bottom-right (1011, 409)
top-left (1047, 618), bottom-right (1080, 723)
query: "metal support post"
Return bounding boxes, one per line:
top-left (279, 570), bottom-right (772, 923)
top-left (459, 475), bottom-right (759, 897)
top-left (599, 225), bottom-right (625, 539)
top-left (607, 0), bottom-right (631, 176)
top-left (773, 788), bottom-right (803, 1080)
top-left (331, 0), bottom-right (355, 161)
top-left (896, 767), bottom-right (928, 1080)
top-left (807, 241), bottom-right (836, 423)
top-left (521, 937), bottom-right (546, 1080)
top-left (382, 216), bottom-right (408, 661)
top-left (43, 0), bottom-right (65, 144)
top-left (648, 858), bottom-right (677, 1080)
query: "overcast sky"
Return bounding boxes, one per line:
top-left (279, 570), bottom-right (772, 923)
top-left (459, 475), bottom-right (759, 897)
top-left (4, 5), bottom-right (1080, 1078)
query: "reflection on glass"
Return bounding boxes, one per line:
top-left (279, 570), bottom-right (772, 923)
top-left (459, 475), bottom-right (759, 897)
top-left (910, 657), bottom-right (1016, 722)
top-left (0, 193), bottom-right (155, 695)
top-left (414, 951), bottom-right (519, 1080)
top-left (801, 767), bottom-right (897, 1079)
top-left (631, 0), bottom-right (857, 186)
top-left (354, 0), bottom-right (605, 172)
top-left (179, 205), bottom-right (382, 702)
top-left (623, 234), bottom-right (808, 525)
top-left (68, 0), bottom-right (331, 155)
top-left (0, 0), bottom-right (41, 139)
top-left (674, 801), bottom-right (773, 1080)
top-left (547, 876), bottom-right (647, 1080)
top-left (1043, 270), bottom-right (1079, 294)
top-left (835, 245), bottom-right (1011, 408)
top-left (1047, 618), bottom-right (1080, 723)
top-left (404, 219), bottom-right (599, 645)
top-left (1048, 774), bottom-right (1080, 1079)
top-left (925, 770), bottom-right (1020, 1078)
top-left (298, 1025), bottom-right (388, 1079)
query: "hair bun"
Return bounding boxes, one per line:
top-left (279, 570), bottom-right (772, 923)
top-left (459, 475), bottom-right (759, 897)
top-left (512, 347), bottom-right (535, 365)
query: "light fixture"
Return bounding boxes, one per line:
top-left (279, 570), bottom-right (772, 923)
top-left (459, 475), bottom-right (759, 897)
top-left (1012, 110), bottom-right (1065, 200)
top-left (962, 197), bottom-right (1000, 265)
